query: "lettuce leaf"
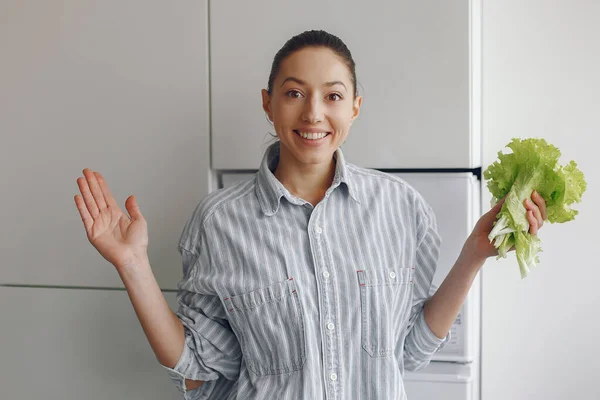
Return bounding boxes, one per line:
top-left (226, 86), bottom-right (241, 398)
top-left (483, 138), bottom-right (586, 278)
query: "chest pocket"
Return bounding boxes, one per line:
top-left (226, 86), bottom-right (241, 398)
top-left (357, 267), bottom-right (413, 357)
top-left (224, 278), bottom-right (306, 376)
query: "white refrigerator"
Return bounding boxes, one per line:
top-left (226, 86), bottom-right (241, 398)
top-left (212, 0), bottom-right (483, 396)
top-left (221, 171), bottom-right (482, 400)
top-left (1, 0), bottom-right (481, 398)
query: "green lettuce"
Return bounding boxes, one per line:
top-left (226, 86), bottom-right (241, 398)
top-left (483, 138), bottom-right (586, 278)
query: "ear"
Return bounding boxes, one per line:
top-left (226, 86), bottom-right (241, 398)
top-left (261, 89), bottom-right (273, 122)
top-left (350, 95), bottom-right (362, 124)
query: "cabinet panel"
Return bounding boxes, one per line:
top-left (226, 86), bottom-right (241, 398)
top-left (0, 0), bottom-right (210, 289)
top-left (210, 0), bottom-right (480, 169)
top-left (0, 286), bottom-right (181, 399)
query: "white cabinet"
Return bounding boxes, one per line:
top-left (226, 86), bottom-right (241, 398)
top-left (0, 286), bottom-right (180, 399)
top-left (210, 0), bottom-right (481, 170)
top-left (0, 0), bottom-right (210, 290)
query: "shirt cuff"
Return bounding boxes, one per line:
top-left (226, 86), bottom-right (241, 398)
top-left (414, 308), bottom-right (452, 353)
top-left (159, 340), bottom-right (211, 399)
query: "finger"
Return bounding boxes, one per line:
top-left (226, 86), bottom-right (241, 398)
top-left (524, 197), bottom-right (543, 228)
top-left (83, 168), bottom-right (108, 211)
top-left (533, 190), bottom-right (548, 220)
top-left (94, 171), bottom-right (120, 210)
top-left (527, 209), bottom-right (539, 235)
top-left (77, 175), bottom-right (99, 218)
top-left (126, 195), bottom-right (144, 222)
top-left (74, 194), bottom-right (93, 234)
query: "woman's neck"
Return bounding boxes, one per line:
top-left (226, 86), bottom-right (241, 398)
top-left (273, 152), bottom-right (336, 206)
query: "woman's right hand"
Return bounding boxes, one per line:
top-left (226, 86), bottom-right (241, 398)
top-left (74, 168), bottom-right (149, 270)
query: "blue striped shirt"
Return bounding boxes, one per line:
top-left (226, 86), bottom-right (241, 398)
top-left (161, 141), bottom-right (450, 399)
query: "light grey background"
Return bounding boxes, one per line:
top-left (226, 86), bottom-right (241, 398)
top-left (481, 1), bottom-right (599, 399)
top-left (1, 0), bottom-right (597, 399)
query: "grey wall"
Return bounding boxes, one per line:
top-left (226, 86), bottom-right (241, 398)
top-left (0, 0), bottom-right (211, 289)
top-left (1, 1), bottom-right (211, 398)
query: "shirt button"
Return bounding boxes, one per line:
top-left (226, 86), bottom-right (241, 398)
top-left (389, 271), bottom-right (396, 279)
top-left (323, 270), bottom-right (330, 279)
top-left (315, 226), bottom-right (322, 234)
top-left (330, 373), bottom-right (337, 381)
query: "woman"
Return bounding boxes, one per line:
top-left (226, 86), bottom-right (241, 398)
top-left (74, 30), bottom-right (547, 399)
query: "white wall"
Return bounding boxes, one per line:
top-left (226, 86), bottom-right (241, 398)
top-left (482, 1), bottom-right (599, 399)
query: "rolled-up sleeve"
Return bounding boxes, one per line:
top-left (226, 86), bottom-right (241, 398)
top-left (403, 199), bottom-right (451, 371)
top-left (160, 230), bottom-right (241, 399)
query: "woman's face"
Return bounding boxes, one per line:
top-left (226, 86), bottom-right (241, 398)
top-left (262, 46), bottom-right (362, 167)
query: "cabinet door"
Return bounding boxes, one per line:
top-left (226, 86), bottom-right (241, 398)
top-left (210, 0), bottom-right (481, 169)
top-left (0, 0), bottom-right (210, 290)
top-left (0, 286), bottom-right (181, 399)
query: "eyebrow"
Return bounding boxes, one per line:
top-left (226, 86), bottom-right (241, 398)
top-left (280, 76), bottom-right (347, 91)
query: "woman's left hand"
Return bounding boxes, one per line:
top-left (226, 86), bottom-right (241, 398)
top-left (463, 190), bottom-right (548, 261)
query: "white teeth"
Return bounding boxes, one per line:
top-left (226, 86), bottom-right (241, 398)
top-left (297, 131), bottom-right (328, 140)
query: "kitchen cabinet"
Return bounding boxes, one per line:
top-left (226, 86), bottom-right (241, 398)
top-left (210, 0), bottom-right (481, 170)
top-left (0, 286), bottom-right (180, 399)
top-left (1, 0), bottom-right (210, 290)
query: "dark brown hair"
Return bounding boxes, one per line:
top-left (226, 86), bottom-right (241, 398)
top-left (266, 30), bottom-right (358, 99)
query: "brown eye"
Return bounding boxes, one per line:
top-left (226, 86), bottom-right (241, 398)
top-left (328, 93), bottom-right (342, 101)
top-left (286, 90), bottom-right (303, 99)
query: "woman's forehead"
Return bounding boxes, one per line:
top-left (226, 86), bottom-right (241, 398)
top-left (276, 47), bottom-right (352, 88)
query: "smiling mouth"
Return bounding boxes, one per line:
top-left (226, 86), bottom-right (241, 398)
top-left (293, 130), bottom-right (331, 140)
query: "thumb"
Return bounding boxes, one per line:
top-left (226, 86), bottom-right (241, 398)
top-left (490, 194), bottom-right (508, 213)
top-left (125, 195), bottom-right (145, 221)
top-left (481, 194), bottom-right (507, 224)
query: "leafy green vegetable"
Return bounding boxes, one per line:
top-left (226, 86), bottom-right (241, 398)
top-left (483, 138), bottom-right (586, 278)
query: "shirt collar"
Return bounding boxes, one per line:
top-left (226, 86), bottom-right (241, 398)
top-left (256, 141), bottom-right (361, 216)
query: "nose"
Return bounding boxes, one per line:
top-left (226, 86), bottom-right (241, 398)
top-left (301, 95), bottom-right (324, 124)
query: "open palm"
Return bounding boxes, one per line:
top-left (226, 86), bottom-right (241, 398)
top-left (74, 168), bottom-right (148, 269)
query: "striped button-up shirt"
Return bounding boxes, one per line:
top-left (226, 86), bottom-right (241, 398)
top-left (161, 141), bottom-right (450, 399)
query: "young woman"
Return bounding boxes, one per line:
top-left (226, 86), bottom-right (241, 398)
top-left (74, 30), bottom-right (547, 399)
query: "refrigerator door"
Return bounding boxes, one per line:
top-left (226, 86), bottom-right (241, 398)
top-left (0, 286), bottom-right (181, 399)
top-left (390, 172), bottom-right (481, 363)
top-left (403, 361), bottom-right (476, 400)
top-left (219, 172), bottom-right (482, 363)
